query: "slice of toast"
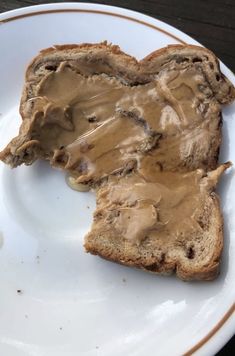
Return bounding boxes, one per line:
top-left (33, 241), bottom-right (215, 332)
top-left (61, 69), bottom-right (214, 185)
top-left (0, 43), bottom-right (234, 186)
top-left (0, 42), bottom-right (234, 280)
top-left (85, 163), bottom-right (231, 281)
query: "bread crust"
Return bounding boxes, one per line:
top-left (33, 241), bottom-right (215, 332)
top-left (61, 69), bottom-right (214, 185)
top-left (19, 42), bottom-right (235, 118)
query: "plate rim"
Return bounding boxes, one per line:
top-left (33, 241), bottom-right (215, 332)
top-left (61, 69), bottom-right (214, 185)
top-left (0, 2), bottom-right (234, 355)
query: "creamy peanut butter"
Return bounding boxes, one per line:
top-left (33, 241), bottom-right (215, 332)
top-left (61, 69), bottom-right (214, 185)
top-left (0, 47), bottom-right (231, 251)
top-left (25, 61), bottom-right (221, 183)
top-left (94, 169), bottom-right (207, 244)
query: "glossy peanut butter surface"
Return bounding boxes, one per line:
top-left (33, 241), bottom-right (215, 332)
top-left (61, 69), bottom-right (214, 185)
top-left (29, 61), bottom-right (218, 183)
top-left (24, 61), bottom-right (222, 244)
top-left (93, 168), bottom-right (208, 244)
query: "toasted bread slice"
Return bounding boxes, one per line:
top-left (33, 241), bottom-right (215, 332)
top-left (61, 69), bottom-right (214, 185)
top-left (85, 163), bottom-right (231, 281)
top-left (0, 43), bottom-right (234, 280)
top-left (0, 43), bottom-right (234, 186)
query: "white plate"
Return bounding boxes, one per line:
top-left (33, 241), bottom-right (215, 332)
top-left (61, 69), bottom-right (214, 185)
top-left (0, 3), bottom-right (234, 356)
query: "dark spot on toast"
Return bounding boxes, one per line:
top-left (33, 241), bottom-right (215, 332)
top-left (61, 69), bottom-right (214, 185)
top-left (186, 246), bottom-right (195, 259)
top-left (45, 65), bottom-right (58, 71)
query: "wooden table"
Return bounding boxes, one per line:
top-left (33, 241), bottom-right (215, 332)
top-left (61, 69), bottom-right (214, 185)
top-left (1, 1), bottom-right (234, 355)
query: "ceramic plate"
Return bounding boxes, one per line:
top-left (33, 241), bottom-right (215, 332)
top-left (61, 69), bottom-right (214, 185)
top-left (0, 3), bottom-right (234, 356)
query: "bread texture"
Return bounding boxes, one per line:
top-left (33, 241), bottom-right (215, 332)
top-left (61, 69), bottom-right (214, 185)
top-left (85, 163), bottom-right (231, 281)
top-left (0, 42), bottom-right (234, 280)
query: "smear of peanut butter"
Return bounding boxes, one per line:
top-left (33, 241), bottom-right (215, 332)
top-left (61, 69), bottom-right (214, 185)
top-left (22, 62), bottom-right (220, 184)
top-left (0, 60), bottom-right (226, 244)
top-left (93, 166), bottom-right (222, 244)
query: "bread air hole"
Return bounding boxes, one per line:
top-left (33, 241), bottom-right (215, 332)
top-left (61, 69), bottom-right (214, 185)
top-left (192, 57), bottom-right (202, 63)
top-left (209, 62), bottom-right (214, 70)
top-left (45, 65), bottom-right (58, 71)
top-left (186, 246), bottom-right (195, 259)
top-left (175, 56), bottom-right (190, 64)
top-left (55, 154), bottom-right (68, 164)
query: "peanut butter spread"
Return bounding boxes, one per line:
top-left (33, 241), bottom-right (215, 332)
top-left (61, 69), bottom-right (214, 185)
top-left (94, 169), bottom-right (208, 244)
top-left (25, 61), bottom-right (220, 184)
top-left (8, 60), bottom-right (224, 245)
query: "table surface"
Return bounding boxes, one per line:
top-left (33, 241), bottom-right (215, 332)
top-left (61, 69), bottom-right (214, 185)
top-left (0, 0), bottom-right (234, 355)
